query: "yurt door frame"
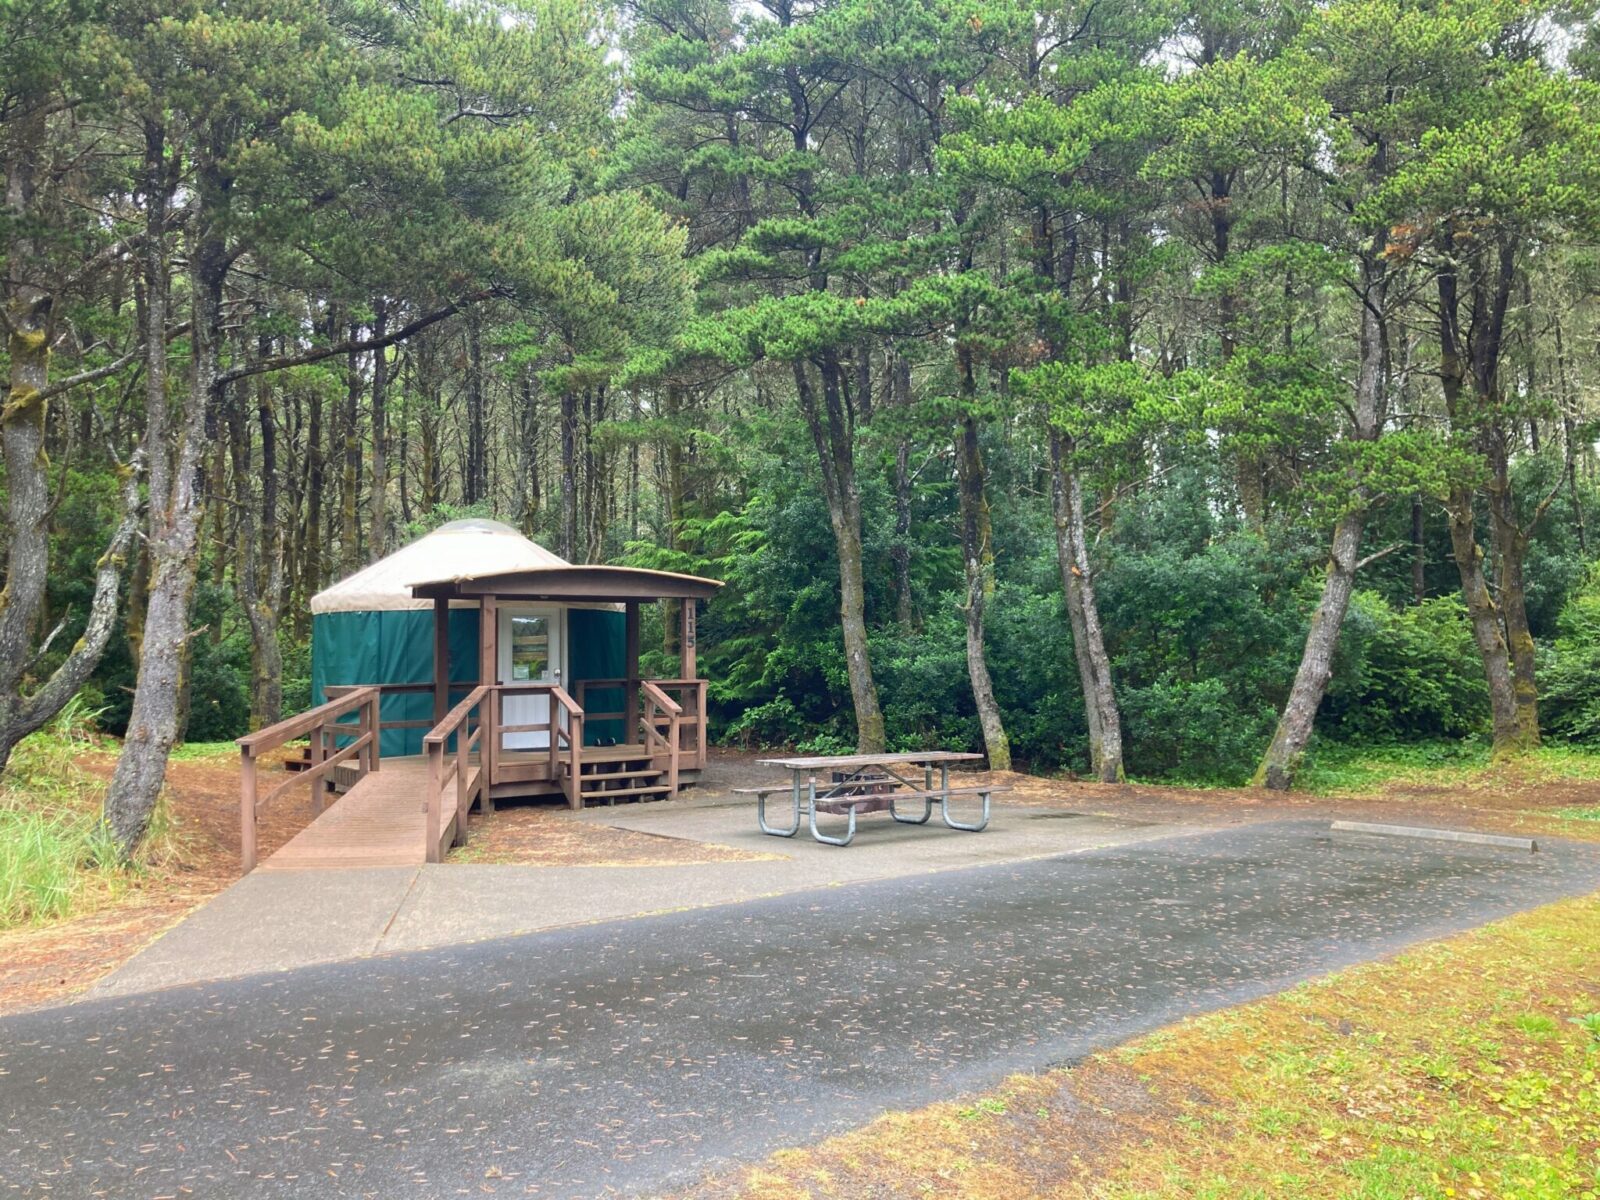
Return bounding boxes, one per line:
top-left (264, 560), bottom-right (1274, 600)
top-left (497, 604), bottom-right (563, 750)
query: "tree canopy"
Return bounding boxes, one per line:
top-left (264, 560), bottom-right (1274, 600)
top-left (3, 0), bottom-right (1600, 848)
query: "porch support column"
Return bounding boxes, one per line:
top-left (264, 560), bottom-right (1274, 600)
top-left (679, 597), bottom-right (696, 680)
top-left (479, 594), bottom-right (497, 810)
top-left (624, 601), bottom-right (640, 742)
top-left (433, 597), bottom-right (450, 725)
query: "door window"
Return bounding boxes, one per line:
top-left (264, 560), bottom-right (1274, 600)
top-left (507, 614), bottom-right (550, 682)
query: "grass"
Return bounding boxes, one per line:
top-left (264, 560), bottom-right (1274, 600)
top-left (0, 700), bottom-right (178, 930)
top-left (165, 740), bottom-right (239, 762)
top-left (1297, 739), bottom-right (1600, 796)
top-left (683, 893), bottom-right (1600, 1199)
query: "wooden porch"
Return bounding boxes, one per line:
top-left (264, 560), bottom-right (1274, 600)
top-left (237, 673), bottom-right (711, 871)
top-left (237, 562), bottom-right (721, 873)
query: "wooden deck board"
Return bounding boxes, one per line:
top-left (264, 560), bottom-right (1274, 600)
top-left (261, 757), bottom-right (475, 871)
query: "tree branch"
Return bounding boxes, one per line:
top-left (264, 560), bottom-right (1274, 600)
top-left (214, 288), bottom-right (504, 386)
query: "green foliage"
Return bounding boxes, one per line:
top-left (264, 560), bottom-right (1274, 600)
top-left (0, 698), bottom-right (122, 928)
top-left (1536, 567), bottom-right (1600, 743)
top-left (1323, 593), bottom-right (1490, 741)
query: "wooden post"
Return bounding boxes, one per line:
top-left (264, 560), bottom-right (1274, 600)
top-left (679, 597), bottom-right (696, 680)
top-left (240, 750), bottom-right (258, 873)
top-left (624, 601), bottom-right (640, 741)
top-left (480, 595), bottom-right (497, 790)
top-left (426, 742), bottom-right (442, 864)
top-left (433, 597), bottom-right (450, 724)
top-left (368, 689), bottom-right (382, 772)
top-left (308, 719), bottom-right (326, 814)
top-left (695, 680), bottom-right (708, 769)
top-left (455, 716), bottom-right (468, 847)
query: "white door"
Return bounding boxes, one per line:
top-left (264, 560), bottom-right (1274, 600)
top-left (497, 607), bottom-right (562, 751)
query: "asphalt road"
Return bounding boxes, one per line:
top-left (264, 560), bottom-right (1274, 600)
top-left (3, 819), bottom-right (1598, 1198)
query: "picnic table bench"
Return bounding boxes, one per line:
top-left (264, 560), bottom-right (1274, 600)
top-left (739, 751), bottom-right (1003, 847)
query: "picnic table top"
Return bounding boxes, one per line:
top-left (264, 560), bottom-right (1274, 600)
top-left (755, 750), bottom-right (986, 771)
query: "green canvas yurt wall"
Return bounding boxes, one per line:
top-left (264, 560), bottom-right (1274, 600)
top-left (310, 606), bottom-right (628, 754)
top-left (309, 519), bottom-right (635, 757)
top-left (311, 608), bottom-right (481, 756)
top-left (568, 608), bottom-right (625, 745)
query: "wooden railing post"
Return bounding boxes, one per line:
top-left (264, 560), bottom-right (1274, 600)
top-left (308, 721), bottom-right (326, 814)
top-left (486, 686), bottom-right (499, 791)
top-left (367, 689), bottom-right (382, 773)
top-left (568, 711), bottom-right (584, 810)
top-left (425, 740), bottom-right (442, 864)
top-left (696, 680), bottom-right (708, 768)
top-left (455, 711), bottom-right (468, 840)
top-left (548, 686), bottom-right (560, 780)
top-left (666, 710), bottom-right (680, 796)
top-left (240, 751), bottom-right (258, 873)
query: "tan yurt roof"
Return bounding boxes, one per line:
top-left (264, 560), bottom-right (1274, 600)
top-left (310, 519), bottom-right (568, 614)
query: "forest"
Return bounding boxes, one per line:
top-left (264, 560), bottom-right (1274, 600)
top-left (4, 0), bottom-right (1600, 855)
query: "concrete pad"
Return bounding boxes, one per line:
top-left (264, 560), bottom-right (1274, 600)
top-left (381, 804), bottom-right (1192, 953)
top-left (91, 801), bottom-right (1193, 994)
top-left (90, 866), bottom-right (419, 998)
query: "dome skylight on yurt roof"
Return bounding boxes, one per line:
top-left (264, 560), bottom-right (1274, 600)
top-left (310, 519), bottom-right (568, 614)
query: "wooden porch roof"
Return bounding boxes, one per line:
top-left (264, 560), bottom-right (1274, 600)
top-left (409, 564), bottom-right (723, 603)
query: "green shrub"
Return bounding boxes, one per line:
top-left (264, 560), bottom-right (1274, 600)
top-left (1322, 592), bottom-right (1489, 741)
top-left (1121, 677), bottom-right (1279, 785)
top-left (1540, 566), bottom-right (1600, 744)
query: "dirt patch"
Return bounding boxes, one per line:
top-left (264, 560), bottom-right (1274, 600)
top-left (981, 765), bottom-right (1600, 842)
top-left (450, 801), bottom-right (778, 866)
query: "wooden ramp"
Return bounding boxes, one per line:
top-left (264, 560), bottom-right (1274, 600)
top-left (261, 757), bottom-right (472, 871)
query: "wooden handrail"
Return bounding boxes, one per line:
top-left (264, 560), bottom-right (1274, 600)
top-left (424, 685), bottom-right (489, 863)
top-left (237, 686), bottom-right (381, 753)
top-left (639, 680), bottom-right (682, 717)
top-left (238, 686), bottom-right (382, 872)
top-left (545, 685), bottom-right (584, 809)
top-left (424, 684), bottom-right (488, 747)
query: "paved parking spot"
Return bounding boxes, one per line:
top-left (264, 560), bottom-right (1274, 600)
top-left (5, 820), bottom-right (1598, 1198)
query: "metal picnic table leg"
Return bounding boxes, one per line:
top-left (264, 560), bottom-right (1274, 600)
top-left (891, 770), bottom-right (932, 824)
top-left (757, 776), bottom-right (801, 837)
top-left (939, 762), bottom-right (991, 832)
top-left (807, 775), bottom-right (856, 846)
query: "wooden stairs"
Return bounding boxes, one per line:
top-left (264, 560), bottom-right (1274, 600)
top-left (566, 743), bottom-right (673, 806)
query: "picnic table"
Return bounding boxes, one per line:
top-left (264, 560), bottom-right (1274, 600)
top-left (740, 751), bottom-right (1000, 847)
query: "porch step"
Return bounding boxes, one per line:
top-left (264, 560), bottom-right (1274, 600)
top-left (581, 743), bottom-right (651, 763)
top-left (579, 782), bottom-right (672, 805)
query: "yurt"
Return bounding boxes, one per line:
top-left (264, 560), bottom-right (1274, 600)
top-left (310, 519), bottom-right (626, 756)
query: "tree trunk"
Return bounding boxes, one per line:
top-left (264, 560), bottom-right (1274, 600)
top-left (1255, 248), bottom-right (1388, 790)
top-left (464, 311), bottom-right (486, 505)
top-left (303, 319), bottom-right (325, 604)
top-left (340, 319), bottom-right (361, 573)
top-left (252, 352), bottom-right (283, 727)
top-left (104, 159), bottom-right (226, 856)
top-left (0, 109), bottom-right (143, 775)
top-left (1410, 495), bottom-right (1426, 603)
top-left (559, 386), bottom-right (577, 560)
top-left (794, 357), bottom-right (885, 752)
top-left (1436, 248), bottom-right (1527, 755)
top-left (1444, 485), bottom-right (1520, 747)
top-left (514, 371), bottom-right (541, 534)
top-left (956, 409), bottom-right (1010, 771)
top-left (1049, 429), bottom-right (1124, 782)
top-left (891, 352), bottom-right (914, 629)
top-left (368, 298), bottom-right (389, 557)
top-left (1485, 442), bottom-right (1540, 751)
